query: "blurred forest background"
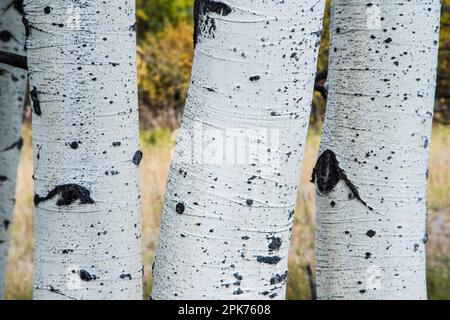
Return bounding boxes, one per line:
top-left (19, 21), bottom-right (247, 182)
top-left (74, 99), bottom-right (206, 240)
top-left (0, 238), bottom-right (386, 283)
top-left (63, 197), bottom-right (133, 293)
top-left (5, 0), bottom-right (449, 299)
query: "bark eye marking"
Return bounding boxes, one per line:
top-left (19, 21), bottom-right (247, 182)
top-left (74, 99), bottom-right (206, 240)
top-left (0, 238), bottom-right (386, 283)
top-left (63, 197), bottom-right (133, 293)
top-left (311, 150), bottom-right (373, 210)
top-left (34, 184), bottom-right (95, 207)
top-left (30, 87), bottom-right (41, 115)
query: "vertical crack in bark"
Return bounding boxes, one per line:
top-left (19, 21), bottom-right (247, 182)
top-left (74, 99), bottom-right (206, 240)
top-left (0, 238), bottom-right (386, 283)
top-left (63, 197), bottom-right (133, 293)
top-left (311, 150), bottom-right (373, 210)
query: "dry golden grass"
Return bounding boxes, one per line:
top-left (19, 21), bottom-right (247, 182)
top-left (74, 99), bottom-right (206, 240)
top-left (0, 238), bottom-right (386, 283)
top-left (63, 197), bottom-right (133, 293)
top-left (4, 124), bottom-right (449, 300)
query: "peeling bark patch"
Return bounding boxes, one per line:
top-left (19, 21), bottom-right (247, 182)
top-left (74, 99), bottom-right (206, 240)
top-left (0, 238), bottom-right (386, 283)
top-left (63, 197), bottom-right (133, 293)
top-left (256, 256), bottom-right (281, 265)
top-left (311, 150), bottom-right (373, 210)
top-left (193, 0), bottom-right (232, 47)
top-left (132, 150), bottom-right (143, 166)
top-left (34, 184), bottom-right (95, 206)
top-left (30, 86), bottom-right (41, 115)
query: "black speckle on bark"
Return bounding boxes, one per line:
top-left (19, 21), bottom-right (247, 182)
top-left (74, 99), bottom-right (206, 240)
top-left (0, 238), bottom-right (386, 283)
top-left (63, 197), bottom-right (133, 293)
top-left (268, 237), bottom-right (282, 251)
top-left (3, 219), bottom-right (10, 230)
top-left (176, 202), bottom-right (185, 214)
top-left (78, 270), bottom-right (96, 281)
top-left (270, 271), bottom-right (288, 285)
top-left (0, 176), bottom-right (8, 182)
top-left (256, 255), bottom-right (281, 265)
top-left (34, 184), bottom-right (95, 207)
top-left (0, 30), bottom-right (14, 42)
top-left (249, 75), bottom-right (261, 82)
top-left (366, 230), bottom-right (376, 238)
top-left (119, 273), bottom-right (132, 280)
top-left (132, 150), bottom-right (143, 166)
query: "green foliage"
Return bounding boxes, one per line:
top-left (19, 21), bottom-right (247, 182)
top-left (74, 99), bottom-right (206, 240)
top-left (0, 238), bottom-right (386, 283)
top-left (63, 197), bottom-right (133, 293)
top-left (136, 0), bottom-right (194, 39)
top-left (137, 21), bottom-right (194, 128)
top-left (437, 0), bottom-right (450, 124)
top-left (427, 255), bottom-right (450, 300)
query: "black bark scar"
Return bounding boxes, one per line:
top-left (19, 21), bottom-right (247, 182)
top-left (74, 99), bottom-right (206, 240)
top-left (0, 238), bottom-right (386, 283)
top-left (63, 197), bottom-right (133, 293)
top-left (34, 184), bottom-right (95, 207)
top-left (22, 16), bottom-right (30, 38)
top-left (193, 0), bottom-right (232, 47)
top-left (1, 138), bottom-right (23, 152)
top-left (30, 86), bottom-right (41, 115)
top-left (311, 150), bottom-right (373, 210)
top-left (1, 0), bottom-right (23, 15)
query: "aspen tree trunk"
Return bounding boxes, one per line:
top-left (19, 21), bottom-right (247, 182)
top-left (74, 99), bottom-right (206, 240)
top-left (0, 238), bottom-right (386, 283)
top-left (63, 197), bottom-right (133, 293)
top-left (24, 0), bottom-right (142, 300)
top-left (152, 0), bottom-right (325, 300)
top-left (0, 0), bottom-right (27, 299)
top-left (314, 0), bottom-right (441, 300)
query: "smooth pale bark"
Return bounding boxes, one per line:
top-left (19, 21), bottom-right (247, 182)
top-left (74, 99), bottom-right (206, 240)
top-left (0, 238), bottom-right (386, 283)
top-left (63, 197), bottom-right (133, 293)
top-left (0, 0), bottom-right (27, 299)
top-left (314, 0), bottom-right (441, 300)
top-left (152, 0), bottom-right (325, 300)
top-left (24, 0), bottom-right (142, 300)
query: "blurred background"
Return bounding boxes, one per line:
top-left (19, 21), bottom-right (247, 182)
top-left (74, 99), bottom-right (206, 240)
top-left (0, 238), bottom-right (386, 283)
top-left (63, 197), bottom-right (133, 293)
top-left (5, 0), bottom-right (449, 299)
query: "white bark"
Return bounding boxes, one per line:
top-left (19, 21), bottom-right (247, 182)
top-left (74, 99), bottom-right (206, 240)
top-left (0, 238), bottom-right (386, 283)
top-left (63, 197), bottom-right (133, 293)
top-left (315, 0), bottom-right (441, 300)
top-left (24, 0), bottom-right (142, 300)
top-left (152, 0), bottom-right (325, 300)
top-left (0, 0), bottom-right (27, 299)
